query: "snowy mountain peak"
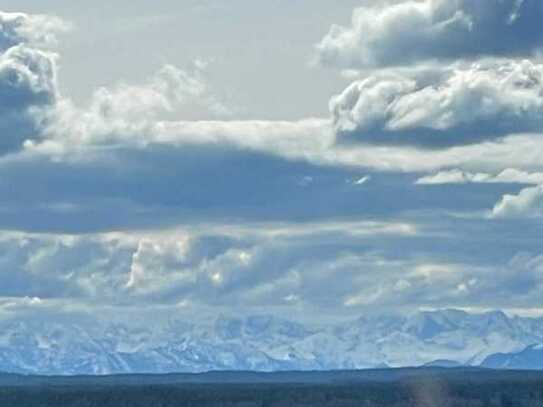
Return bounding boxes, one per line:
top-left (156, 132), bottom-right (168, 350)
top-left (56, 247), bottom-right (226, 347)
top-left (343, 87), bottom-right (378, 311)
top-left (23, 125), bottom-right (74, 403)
top-left (0, 309), bottom-right (542, 375)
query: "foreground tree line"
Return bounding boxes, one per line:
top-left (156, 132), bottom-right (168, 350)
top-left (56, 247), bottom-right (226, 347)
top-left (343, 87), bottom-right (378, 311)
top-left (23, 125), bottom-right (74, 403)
top-left (0, 378), bottom-right (542, 407)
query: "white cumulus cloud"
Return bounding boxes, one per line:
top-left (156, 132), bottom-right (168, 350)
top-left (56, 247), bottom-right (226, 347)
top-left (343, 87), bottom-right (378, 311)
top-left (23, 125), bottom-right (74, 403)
top-left (331, 60), bottom-right (543, 146)
top-left (492, 185), bottom-right (543, 218)
top-left (0, 11), bottom-right (69, 51)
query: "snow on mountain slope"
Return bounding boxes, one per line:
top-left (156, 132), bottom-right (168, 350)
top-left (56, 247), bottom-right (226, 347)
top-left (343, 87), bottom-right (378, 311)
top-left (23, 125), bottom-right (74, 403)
top-left (0, 310), bottom-right (542, 375)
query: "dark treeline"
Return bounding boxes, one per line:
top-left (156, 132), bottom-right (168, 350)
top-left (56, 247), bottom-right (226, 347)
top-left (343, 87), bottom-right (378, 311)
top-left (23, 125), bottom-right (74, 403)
top-left (0, 368), bottom-right (542, 406)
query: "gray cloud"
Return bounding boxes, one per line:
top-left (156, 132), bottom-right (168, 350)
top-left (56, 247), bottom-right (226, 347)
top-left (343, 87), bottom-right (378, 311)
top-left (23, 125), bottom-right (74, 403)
top-left (331, 60), bottom-right (543, 147)
top-left (0, 45), bottom-right (58, 153)
top-left (1, 141), bottom-right (522, 234)
top-left (0, 223), bottom-right (417, 309)
top-left (0, 222), bottom-right (541, 317)
top-left (0, 12), bottom-right (66, 155)
top-left (317, 0), bottom-right (543, 69)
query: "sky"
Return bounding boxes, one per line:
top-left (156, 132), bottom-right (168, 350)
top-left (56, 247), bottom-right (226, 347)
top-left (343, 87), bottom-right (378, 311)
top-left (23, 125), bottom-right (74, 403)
top-left (1, 0), bottom-right (543, 325)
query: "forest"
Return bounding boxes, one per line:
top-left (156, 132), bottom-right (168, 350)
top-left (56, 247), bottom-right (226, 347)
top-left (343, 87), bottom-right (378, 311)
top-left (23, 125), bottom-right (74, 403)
top-left (0, 368), bottom-right (541, 406)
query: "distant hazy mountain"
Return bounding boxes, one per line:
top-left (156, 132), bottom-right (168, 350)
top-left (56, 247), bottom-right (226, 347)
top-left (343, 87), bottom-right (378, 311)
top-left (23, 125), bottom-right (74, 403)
top-left (0, 310), bottom-right (542, 375)
top-left (423, 359), bottom-right (463, 368)
top-left (481, 344), bottom-right (543, 370)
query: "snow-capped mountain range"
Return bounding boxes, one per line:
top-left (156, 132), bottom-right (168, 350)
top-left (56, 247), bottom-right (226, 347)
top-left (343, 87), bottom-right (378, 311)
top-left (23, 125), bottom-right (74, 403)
top-left (1, 309), bottom-right (543, 375)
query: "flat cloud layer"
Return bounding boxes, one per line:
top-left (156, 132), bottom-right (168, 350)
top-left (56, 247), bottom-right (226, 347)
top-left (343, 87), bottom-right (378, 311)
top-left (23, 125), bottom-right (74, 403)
top-left (317, 0), bottom-right (543, 69)
top-left (417, 169), bottom-right (543, 185)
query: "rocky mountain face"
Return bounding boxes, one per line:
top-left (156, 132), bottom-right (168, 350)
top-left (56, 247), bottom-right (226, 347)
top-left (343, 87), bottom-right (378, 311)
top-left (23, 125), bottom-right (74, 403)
top-left (1, 309), bottom-right (543, 375)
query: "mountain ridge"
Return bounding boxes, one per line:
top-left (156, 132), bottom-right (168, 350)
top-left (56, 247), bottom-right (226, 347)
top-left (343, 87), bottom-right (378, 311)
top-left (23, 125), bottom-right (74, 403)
top-left (1, 309), bottom-right (543, 375)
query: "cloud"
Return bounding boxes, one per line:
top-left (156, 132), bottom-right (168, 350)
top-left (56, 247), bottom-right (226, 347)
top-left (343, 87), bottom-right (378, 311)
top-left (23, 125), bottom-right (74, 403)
top-left (417, 168), bottom-right (543, 185)
top-left (330, 60), bottom-right (543, 147)
top-left (1, 222), bottom-right (538, 315)
top-left (125, 234), bottom-right (194, 294)
top-left (0, 233), bottom-right (130, 301)
top-left (344, 250), bottom-right (543, 311)
top-left (4, 118), bottom-right (543, 235)
top-left (30, 117), bottom-right (543, 175)
top-left (320, 2), bottom-right (543, 150)
top-left (317, 0), bottom-right (543, 69)
top-left (45, 62), bottom-right (231, 147)
top-left (85, 63), bottom-right (230, 121)
top-left (0, 221), bottom-right (418, 310)
top-left (0, 6), bottom-right (543, 324)
top-left (1, 26), bottom-right (537, 182)
top-left (0, 144), bottom-right (366, 232)
top-left (0, 10), bottom-right (226, 157)
top-left (0, 45), bottom-right (58, 153)
top-left (492, 185), bottom-right (543, 218)
top-left (0, 12), bottom-right (66, 155)
top-left (38, 114), bottom-right (331, 164)
top-left (0, 11), bottom-right (69, 51)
